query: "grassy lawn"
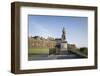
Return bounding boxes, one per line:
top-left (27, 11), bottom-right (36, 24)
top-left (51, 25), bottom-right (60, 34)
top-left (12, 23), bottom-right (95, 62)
top-left (28, 48), bottom-right (49, 55)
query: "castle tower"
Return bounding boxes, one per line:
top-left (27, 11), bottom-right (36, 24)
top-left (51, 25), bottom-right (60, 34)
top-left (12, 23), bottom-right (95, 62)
top-left (60, 27), bottom-right (68, 51)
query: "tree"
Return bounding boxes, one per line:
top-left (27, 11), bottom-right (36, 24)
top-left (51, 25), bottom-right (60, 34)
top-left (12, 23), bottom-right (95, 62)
top-left (80, 47), bottom-right (88, 56)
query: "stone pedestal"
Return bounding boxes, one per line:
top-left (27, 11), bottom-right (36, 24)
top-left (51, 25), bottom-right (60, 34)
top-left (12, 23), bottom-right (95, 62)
top-left (60, 41), bottom-right (67, 51)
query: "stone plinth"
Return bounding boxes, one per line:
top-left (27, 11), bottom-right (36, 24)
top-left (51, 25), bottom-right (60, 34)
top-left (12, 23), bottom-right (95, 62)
top-left (60, 41), bottom-right (67, 51)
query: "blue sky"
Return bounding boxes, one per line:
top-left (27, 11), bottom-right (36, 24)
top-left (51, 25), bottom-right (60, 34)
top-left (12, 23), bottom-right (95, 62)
top-left (28, 15), bottom-right (88, 48)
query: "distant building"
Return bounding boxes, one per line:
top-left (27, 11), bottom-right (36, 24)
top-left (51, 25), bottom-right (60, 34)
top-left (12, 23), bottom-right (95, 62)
top-left (28, 36), bottom-right (56, 49)
top-left (28, 27), bottom-right (77, 54)
top-left (67, 44), bottom-right (77, 51)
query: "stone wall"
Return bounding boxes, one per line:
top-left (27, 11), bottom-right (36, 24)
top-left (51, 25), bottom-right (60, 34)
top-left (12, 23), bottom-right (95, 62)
top-left (28, 37), bottom-right (77, 51)
top-left (28, 37), bottom-right (56, 48)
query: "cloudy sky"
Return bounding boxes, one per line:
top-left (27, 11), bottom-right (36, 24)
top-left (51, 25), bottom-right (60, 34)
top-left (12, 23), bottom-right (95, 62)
top-left (28, 15), bottom-right (88, 48)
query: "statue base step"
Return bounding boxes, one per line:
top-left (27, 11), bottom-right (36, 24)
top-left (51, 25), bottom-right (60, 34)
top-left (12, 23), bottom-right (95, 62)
top-left (59, 51), bottom-right (68, 55)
